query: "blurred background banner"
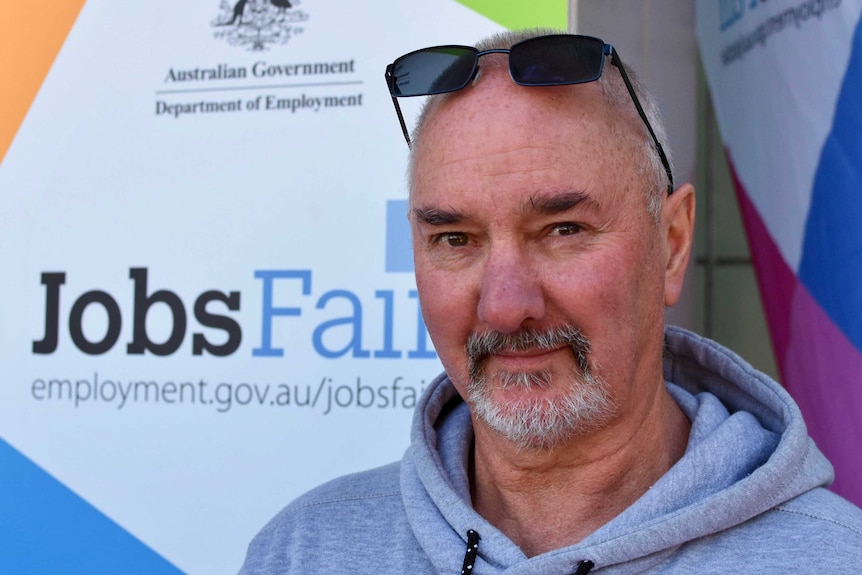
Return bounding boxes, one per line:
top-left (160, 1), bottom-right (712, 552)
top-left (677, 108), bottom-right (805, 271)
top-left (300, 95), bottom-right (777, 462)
top-left (0, 2), bottom-right (565, 573)
top-left (696, 0), bottom-right (862, 505)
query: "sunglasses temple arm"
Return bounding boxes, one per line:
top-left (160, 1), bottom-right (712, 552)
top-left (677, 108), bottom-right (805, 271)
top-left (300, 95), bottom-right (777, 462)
top-left (385, 66), bottom-right (413, 147)
top-left (609, 48), bottom-right (674, 195)
top-left (391, 96), bottom-right (413, 148)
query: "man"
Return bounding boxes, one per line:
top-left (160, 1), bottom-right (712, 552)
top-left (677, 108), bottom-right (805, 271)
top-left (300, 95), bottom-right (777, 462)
top-left (239, 29), bottom-right (862, 574)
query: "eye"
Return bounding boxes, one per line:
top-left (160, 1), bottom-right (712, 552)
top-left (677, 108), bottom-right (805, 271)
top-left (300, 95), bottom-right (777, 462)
top-left (551, 223), bottom-right (583, 236)
top-left (440, 232), bottom-right (469, 247)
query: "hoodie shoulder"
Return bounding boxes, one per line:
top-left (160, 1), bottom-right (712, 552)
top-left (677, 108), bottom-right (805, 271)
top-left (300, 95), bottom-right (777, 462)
top-left (774, 487), bottom-right (862, 540)
top-left (239, 462), bottom-right (409, 575)
top-left (289, 461), bottom-right (402, 508)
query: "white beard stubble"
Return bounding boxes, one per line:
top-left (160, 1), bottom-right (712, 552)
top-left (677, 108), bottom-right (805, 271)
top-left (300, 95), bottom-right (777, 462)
top-left (465, 325), bottom-right (613, 450)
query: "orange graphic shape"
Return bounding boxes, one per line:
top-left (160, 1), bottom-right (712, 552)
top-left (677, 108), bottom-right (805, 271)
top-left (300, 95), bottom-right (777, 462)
top-left (0, 2), bottom-right (87, 165)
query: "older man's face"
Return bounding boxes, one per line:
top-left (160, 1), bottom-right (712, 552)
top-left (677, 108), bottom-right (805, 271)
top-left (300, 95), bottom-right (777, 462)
top-left (409, 69), bottom-right (682, 448)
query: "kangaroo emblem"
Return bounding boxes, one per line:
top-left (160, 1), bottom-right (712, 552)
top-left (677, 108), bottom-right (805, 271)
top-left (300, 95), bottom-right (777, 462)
top-left (221, 0), bottom-right (248, 25)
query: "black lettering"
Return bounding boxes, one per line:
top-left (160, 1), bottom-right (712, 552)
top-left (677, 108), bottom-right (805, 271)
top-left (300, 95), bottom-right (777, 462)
top-left (235, 383), bottom-right (253, 406)
top-left (294, 384), bottom-right (311, 406)
top-left (334, 385), bottom-right (352, 408)
top-left (48, 378), bottom-right (72, 399)
top-left (31, 378), bottom-right (47, 399)
top-left (127, 267), bottom-right (187, 355)
top-left (275, 384), bottom-right (290, 406)
top-left (69, 290), bottom-right (122, 354)
top-left (134, 380), bottom-right (159, 402)
top-left (356, 377), bottom-right (374, 407)
top-left (192, 290), bottom-right (241, 356)
top-left (376, 385), bottom-right (390, 408)
top-left (162, 381), bottom-right (177, 403)
top-left (179, 381), bottom-right (196, 403)
top-left (401, 385), bottom-right (417, 409)
top-left (33, 272), bottom-right (66, 354)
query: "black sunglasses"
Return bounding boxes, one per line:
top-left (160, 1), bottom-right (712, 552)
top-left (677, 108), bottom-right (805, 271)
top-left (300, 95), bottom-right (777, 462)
top-left (384, 34), bottom-right (674, 195)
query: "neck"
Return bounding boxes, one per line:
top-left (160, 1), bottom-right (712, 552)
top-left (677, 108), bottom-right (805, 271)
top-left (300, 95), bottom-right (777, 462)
top-left (469, 381), bottom-right (690, 557)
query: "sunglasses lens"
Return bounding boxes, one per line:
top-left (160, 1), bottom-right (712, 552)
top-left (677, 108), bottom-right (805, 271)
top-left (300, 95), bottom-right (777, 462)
top-left (390, 47), bottom-right (478, 97)
top-left (510, 36), bottom-right (605, 86)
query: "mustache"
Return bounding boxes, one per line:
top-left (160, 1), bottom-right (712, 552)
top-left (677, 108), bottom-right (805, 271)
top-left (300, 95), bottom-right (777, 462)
top-left (466, 325), bottom-right (592, 381)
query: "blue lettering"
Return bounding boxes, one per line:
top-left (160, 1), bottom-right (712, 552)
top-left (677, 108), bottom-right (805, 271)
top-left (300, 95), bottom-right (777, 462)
top-left (312, 289), bottom-right (371, 358)
top-left (373, 290), bottom-right (401, 358)
top-left (407, 290), bottom-right (436, 359)
top-left (252, 270), bottom-right (312, 357)
top-left (720, 0), bottom-right (746, 31)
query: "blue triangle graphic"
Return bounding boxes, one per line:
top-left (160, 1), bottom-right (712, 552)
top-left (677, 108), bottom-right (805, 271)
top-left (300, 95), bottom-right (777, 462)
top-left (799, 16), bottom-right (862, 353)
top-left (0, 437), bottom-right (185, 574)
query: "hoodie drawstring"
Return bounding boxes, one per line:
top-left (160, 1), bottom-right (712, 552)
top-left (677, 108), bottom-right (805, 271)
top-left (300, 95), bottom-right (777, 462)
top-left (460, 530), bottom-right (593, 575)
top-left (461, 529), bottom-right (481, 575)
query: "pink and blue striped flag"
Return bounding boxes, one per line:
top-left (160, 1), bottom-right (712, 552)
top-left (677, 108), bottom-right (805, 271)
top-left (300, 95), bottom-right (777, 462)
top-left (697, 0), bottom-right (862, 505)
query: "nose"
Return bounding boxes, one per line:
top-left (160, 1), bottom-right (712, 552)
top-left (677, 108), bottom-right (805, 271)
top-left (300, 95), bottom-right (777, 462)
top-left (476, 245), bottom-right (545, 333)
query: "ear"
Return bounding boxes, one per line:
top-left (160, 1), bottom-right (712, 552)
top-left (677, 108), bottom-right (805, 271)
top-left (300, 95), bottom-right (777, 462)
top-left (662, 183), bottom-right (696, 307)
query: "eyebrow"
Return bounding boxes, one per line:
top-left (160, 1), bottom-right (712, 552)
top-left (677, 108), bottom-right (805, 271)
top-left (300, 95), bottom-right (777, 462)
top-left (411, 190), bottom-right (598, 226)
top-left (527, 190), bottom-right (597, 215)
top-left (411, 207), bottom-right (465, 226)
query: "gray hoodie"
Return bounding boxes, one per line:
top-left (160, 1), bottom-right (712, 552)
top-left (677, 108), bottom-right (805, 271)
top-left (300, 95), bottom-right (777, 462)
top-left (239, 326), bottom-right (862, 574)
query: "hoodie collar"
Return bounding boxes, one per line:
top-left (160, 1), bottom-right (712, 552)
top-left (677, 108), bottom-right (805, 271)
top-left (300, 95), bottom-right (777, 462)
top-left (400, 326), bottom-right (833, 572)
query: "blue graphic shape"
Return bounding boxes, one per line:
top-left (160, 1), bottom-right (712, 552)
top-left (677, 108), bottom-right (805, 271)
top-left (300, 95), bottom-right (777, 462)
top-left (0, 437), bottom-right (184, 575)
top-left (799, 17), bottom-right (862, 352)
top-left (386, 199), bottom-right (413, 272)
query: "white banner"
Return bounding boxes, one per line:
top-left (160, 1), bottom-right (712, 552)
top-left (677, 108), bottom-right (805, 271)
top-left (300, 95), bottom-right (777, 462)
top-left (0, 1), bottom-right (524, 572)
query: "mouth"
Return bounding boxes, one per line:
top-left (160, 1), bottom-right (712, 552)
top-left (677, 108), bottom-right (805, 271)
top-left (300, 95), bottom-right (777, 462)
top-left (491, 345), bottom-right (569, 371)
top-left (466, 325), bottom-right (592, 383)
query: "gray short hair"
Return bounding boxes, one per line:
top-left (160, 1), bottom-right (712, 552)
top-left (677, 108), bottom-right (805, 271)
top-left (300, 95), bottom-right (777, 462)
top-left (407, 28), bottom-right (673, 220)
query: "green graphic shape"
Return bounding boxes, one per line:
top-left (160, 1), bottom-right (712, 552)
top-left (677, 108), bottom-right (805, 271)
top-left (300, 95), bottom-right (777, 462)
top-left (455, 0), bottom-right (567, 30)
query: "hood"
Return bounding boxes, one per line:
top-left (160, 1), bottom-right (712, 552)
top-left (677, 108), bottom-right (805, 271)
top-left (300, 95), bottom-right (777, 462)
top-left (399, 326), bottom-right (834, 574)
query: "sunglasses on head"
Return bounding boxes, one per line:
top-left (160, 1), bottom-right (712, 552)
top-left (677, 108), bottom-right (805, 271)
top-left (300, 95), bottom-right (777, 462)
top-left (384, 34), bottom-right (674, 195)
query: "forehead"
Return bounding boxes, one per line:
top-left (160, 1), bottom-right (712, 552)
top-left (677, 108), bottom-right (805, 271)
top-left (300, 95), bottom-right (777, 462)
top-left (410, 70), bottom-right (636, 205)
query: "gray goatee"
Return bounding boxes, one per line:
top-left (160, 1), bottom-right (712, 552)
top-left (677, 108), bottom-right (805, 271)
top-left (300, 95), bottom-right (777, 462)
top-left (465, 325), bottom-right (612, 450)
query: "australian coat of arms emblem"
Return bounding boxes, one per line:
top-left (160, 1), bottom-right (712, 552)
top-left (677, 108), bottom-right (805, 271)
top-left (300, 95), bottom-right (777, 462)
top-left (212, 0), bottom-right (309, 51)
